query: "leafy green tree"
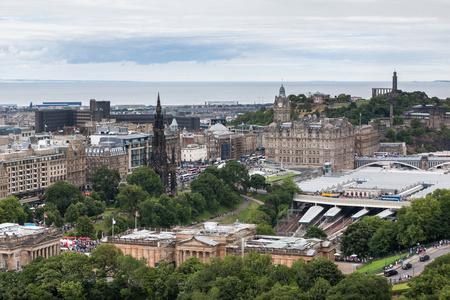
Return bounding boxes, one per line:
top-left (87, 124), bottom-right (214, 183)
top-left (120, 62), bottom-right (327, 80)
top-left (256, 283), bottom-right (304, 300)
top-left (307, 277), bottom-right (331, 300)
top-left (304, 225), bottom-right (327, 239)
top-left (219, 160), bottom-right (250, 192)
top-left (341, 217), bottom-right (384, 258)
top-left (191, 172), bottom-right (240, 211)
top-left (57, 281), bottom-right (86, 300)
top-left (64, 202), bottom-right (85, 224)
top-left (126, 166), bottom-right (164, 196)
top-left (256, 223), bottom-right (275, 235)
top-left (182, 192), bottom-right (207, 217)
top-left (228, 108), bottom-right (274, 126)
top-left (44, 181), bottom-right (83, 215)
top-left (91, 167), bottom-right (121, 202)
top-left (91, 244), bottom-right (123, 276)
top-left (35, 203), bottom-right (63, 227)
top-left (368, 221), bottom-right (398, 257)
top-left (76, 216), bottom-right (95, 238)
top-left (396, 196), bottom-right (443, 247)
top-left (326, 273), bottom-right (390, 300)
top-left (406, 253), bottom-right (450, 299)
top-left (116, 184), bottom-right (149, 213)
top-left (0, 196), bottom-right (26, 224)
top-left (250, 174), bottom-right (267, 190)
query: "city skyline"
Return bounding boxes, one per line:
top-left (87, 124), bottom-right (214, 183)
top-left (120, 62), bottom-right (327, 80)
top-left (1, 0), bottom-right (449, 82)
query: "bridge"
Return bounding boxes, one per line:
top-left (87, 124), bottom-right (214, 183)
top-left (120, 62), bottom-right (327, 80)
top-left (355, 155), bottom-right (450, 170)
top-left (294, 194), bottom-right (410, 210)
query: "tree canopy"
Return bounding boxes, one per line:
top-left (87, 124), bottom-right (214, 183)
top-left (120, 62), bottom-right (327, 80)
top-left (126, 166), bottom-right (164, 197)
top-left (91, 167), bottom-right (121, 202)
top-left (0, 196), bottom-right (26, 224)
top-left (43, 181), bottom-right (83, 215)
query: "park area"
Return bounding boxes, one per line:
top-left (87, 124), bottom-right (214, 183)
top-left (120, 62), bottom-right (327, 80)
top-left (356, 253), bottom-right (408, 275)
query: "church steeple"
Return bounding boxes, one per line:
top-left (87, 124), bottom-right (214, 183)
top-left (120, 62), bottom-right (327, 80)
top-left (150, 93), bottom-right (176, 195)
top-left (156, 92), bottom-right (162, 114)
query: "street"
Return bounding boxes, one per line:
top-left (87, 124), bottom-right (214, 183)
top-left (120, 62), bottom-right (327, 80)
top-left (387, 244), bottom-right (450, 284)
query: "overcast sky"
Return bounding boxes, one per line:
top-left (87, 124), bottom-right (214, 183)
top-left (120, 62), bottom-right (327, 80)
top-left (1, 0), bottom-right (449, 81)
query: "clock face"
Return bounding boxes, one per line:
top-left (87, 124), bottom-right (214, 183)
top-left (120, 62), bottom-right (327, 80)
top-left (278, 102), bottom-right (283, 108)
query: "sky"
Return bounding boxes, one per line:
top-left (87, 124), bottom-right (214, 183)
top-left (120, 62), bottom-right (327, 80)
top-left (0, 0), bottom-right (449, 81)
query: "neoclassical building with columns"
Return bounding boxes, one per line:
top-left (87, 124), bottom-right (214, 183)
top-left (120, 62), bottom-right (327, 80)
top-left (106, 222), bottom-right (335, 268)
top-left (0, 223), bottom-right (62, 271)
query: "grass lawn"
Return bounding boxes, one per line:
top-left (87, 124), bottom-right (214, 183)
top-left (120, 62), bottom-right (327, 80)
top-left (193, 205), bottom-right (232, 223)
top-left (392, 282), bottom-right (410, 292)
top-left (93, 207), bottom-right (123, 235)
top-left (266, 172), bottom-right (297, 183)
top-left (252, 193), bottom-right (270, 202)
top-left (219, 201), bottom-right (260, 224)
top-left (356, 253), bottom-right (408, 274)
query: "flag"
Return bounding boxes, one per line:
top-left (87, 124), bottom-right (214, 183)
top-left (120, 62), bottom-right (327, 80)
top-left (112, 218), bottom-right (116, 225)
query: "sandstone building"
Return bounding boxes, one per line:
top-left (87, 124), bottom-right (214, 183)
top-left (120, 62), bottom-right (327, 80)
top-left (0, 223), bottom-right (61, 271)
top-left (107, 222), bottom-right (335, 268)
top-left (264, 86), bottom-right (355, 171)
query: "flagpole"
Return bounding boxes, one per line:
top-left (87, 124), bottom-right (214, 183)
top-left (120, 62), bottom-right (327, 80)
top-left (112, 218), bottom-right (115, 237)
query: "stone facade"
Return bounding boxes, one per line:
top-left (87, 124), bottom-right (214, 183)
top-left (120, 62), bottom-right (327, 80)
top-left (273, 85), bottom-right (290, 123)
top-left (354, 125), bottom-right (380, 157)
top-left (106, 222), bottom-right (336, 268)
top-left (85, 146), bottom-right (128, 183)
top-left (0, 147), bottom-right (67, 198)
top-left (0, 223), bottom-right (61, 271)
top-left (63, 139), bottom-right (87, 188)
top-left (264, 86), bottom-right (355, 171)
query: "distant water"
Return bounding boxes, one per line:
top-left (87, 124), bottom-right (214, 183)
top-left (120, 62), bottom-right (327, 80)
top-left (0, 80), bottom-right (448, 106)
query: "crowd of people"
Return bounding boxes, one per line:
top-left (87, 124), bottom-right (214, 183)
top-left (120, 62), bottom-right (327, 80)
top-left (60, 237), bottom-right (99, 253)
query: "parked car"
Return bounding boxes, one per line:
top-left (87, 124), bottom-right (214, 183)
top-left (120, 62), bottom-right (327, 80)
top-left (401, 262), bottom-right (412, 270)
top-left (384, 269), bottom-right (398, 277)
top-left (419, 255), bottom-right (430, 262)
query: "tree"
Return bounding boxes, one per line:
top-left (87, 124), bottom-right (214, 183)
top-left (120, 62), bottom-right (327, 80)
top-left (127, 166), bottom-right (164, 197)
top-left (91, 244), bottom-right (123, 276)
top-left (341, 217), bottom-right (384, 258)
top-left (406, 253), bottom-right (450, 299)
top-left (304, 225), bottom-right (327, 239)
top-left (256, 223), bottom-right (275, 235)
top-left (303, 258), bottom-right (343, 288)
top-left (307, 278), bottom-right (331, 300)
top-left (43, 181), bottom-right (83, 215)
top-left (191, 172), bottom-right (240, 211)
top-left (368, 221), bottom-right (398, 257)
top-left (250, 174), bottom-right (267, 190)
top-left (219, 160), bottom-right (250, 192)
top-left (256, 283), bottom-right (304, 300)
top-left (396, 197), bottom-right (443, 247)
top-left (116, 184), bottom-right (149, 213)
top-left (91, 167), bottom-right (121, 202)
top-left (0, 196), bottom-right (26, 224)
top-left (76, 216), bottom-right (95, 238)
top-left (326, 273), bottom-right (390, 300)
top-left (64, 203), bottom-right (85, 224)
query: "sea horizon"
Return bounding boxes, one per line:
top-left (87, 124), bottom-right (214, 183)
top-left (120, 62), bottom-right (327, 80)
top-left (0, 80), bottom-right (448, 106)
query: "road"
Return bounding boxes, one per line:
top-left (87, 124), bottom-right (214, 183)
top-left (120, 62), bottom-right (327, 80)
top-left (387, 244), bottom-right (450, 284)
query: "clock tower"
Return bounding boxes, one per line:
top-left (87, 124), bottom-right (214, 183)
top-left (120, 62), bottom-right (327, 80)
top-left (273, 84), bottom-right (291, 123)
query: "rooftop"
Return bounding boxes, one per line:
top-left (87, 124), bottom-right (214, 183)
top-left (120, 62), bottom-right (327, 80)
top-left (243, 235), bottom-right (328, 255)
top-left (297, 167), bottom-right (450, 199)
top-left (0, 223), bottom-right (45, 238)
